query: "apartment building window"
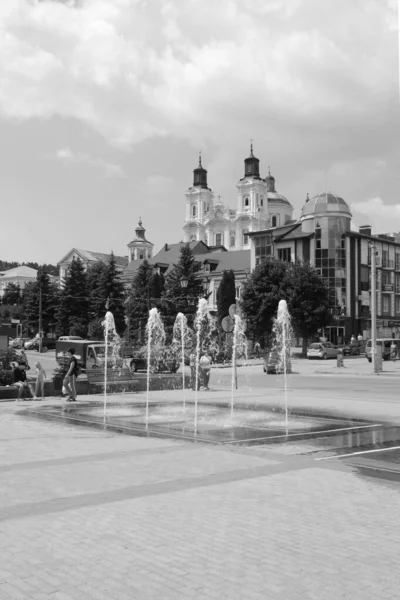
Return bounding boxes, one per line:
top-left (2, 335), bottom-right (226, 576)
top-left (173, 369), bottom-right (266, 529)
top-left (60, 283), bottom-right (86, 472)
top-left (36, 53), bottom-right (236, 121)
top-left (382, 249), bottom-right (389, 268)
top-left (396, 253), bottom-right (400, 271)
top-left (382, 295), bottom-right (390, 314)
top-left (396, 275), bottom-right (400, 293)
top-left (396, 296), bottom-right (400, 315)
top-left (382, 272), bottom-right (390, 286)
top-left (278, 248), bottom-right (291, 262)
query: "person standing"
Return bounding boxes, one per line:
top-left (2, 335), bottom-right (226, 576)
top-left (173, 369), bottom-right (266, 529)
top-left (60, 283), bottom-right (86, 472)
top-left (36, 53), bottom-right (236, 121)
top-left (199, 350), bottom-right (211, 391)
top-left (35, 361), bottom-right (47, 400)
top-left (64, 348), bottom-right (78, 402)
top-left (254, 341), bottom-right (261, 359)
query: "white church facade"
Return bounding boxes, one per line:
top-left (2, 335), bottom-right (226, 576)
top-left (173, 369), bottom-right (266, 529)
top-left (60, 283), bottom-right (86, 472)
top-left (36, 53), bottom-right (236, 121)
top-left (183, 146), bottom-right (294, 250)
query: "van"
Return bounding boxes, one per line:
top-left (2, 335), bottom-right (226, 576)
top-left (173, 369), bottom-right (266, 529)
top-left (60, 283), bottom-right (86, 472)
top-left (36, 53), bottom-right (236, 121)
top-left (365, 338), bottom-right (400, 362)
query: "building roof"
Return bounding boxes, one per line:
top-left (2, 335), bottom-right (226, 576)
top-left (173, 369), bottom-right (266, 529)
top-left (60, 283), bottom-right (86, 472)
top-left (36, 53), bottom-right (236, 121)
top-left (58, 248), bottom-right (128, 267)
top-left (301, 192), bottom-right (352, 219)
top-left (0, 265), bottom-right (38, 279)
top-left (201, 250), bottom-right (250, 273)
top-left (267, 191), bottom-right (292, 206)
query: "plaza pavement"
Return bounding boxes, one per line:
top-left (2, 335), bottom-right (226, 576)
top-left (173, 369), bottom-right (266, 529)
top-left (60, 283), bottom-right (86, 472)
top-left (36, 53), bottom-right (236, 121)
top-left (2, 370), bottom-right (400, 599)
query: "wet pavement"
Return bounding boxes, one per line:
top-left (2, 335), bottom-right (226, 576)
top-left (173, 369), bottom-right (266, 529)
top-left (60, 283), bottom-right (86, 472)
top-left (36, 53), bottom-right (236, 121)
top-left (3, 378), bottom-right (400, 599)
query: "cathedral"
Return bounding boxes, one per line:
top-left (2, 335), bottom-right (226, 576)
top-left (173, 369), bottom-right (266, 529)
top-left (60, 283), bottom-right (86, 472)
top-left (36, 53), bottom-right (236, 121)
top-left (183, 145), bottom-right (294, 250)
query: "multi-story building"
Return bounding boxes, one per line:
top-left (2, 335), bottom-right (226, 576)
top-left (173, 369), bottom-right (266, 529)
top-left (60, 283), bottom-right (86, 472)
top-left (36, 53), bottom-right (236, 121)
top-left (249, 192), bottom-right (400, 344)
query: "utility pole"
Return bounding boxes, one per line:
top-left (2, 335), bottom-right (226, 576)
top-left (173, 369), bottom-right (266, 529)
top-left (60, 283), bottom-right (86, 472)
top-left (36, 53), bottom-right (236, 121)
top-left (370, 243), bottom-right (377, 372)
top-left (38, 276), bottom-right (43, 354)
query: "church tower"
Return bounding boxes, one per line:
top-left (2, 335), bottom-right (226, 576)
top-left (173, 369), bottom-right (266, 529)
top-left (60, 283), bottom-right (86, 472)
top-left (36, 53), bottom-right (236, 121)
top-left (235, 143), bottom-right (270, 249)
top-left (183, 154), bottom-right (214, 243)
top-left (127, 218), bottom-right (154, 262)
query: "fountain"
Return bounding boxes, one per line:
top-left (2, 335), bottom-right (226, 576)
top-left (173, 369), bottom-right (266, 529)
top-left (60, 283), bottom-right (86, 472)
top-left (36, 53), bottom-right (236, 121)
top-left (101, 310), bottom-right (120, 418)
top-left (172, 312), bottom-right (192, 409)
top-left (145, 307), bottom-right (166, 426)
top-left (272, 299), bottom-right (293, 428)
top-left (231, 313), bottom-right (247, 418)
top-left (194, 298), bottom-right (211, 430)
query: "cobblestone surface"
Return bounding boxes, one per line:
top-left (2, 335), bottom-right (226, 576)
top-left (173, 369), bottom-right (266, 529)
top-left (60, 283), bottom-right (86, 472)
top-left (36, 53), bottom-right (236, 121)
top-left (1, 403), bottom-right (400, 599)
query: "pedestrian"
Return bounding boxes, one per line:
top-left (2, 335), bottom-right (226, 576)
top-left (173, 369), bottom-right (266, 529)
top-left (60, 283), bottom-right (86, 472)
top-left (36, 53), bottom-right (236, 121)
top-left (199, 350), bottom-right (212, 391)
top-left (13, 363), bottom-right (36, 401)
top-left (35, 361), bottom-right (47, 400)
top-left (351, 334), bottom-right (356, 343)
top-left (390, 341), bottom-right (397, 361)
top-left (189, 351), bottom-right (200, 391)
top-left (63, 347), bottom-right (78, 402)
top-left (254, 341), bottom-right (261, 359)
top-left (357, 334), bottom-right (363, 341)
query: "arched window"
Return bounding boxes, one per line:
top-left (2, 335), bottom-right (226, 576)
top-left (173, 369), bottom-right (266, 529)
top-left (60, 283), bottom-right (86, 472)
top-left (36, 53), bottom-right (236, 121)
top-left (230, 235), bottom-right (235, 247)
top-left (244, 197), bottom-right (249, 207)
top-left (190, 234), bottom-right (196, 242)
top-left (139, 251), bottom-right (144, 260)
top-left (243, 230), bottom-right (249, 245)
top-left (260, 197), bottom-right (263, 207)
top-left (192, 205), bottom-right (197, 217)
top-left (148, 250), bottom-right (152, 259)
top-left (272, 216), bottom-right (277, 228)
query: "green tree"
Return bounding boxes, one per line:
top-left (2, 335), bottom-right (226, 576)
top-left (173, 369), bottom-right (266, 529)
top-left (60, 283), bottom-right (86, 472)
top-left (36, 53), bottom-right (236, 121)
top-left (89, 253), bottom-right (126, 335)
top-left (217, 270), bottom-right (236, 324)
top-left (22, 268), bottom-right (59, 337)
top-left (285, 261), bottom-right (332, 354)
top-left (2, 283), bottom-right (22, 305)
top-left (241, 257), bottom-right (331, 352)
top-left (126, 260), bottom-right (153, 344)
top-left (55, 258), bottom-right (89, 337)
top-left (162, 244), bottom-right (205, 334)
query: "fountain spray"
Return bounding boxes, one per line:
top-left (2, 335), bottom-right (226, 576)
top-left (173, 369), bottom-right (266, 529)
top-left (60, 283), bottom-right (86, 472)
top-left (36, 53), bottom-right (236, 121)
top-left (231, 314), bottom-right (247, 418)
top-left (145, 308), bottom-right (165, 426)
top-left (173, 312), bottom-right (188, 409)
top-left (273, 300), bottom-right (293, 429)
top-left (101, 310), bottom-right (118, 419)
top-left (194, 298), bottom-right (209, 430)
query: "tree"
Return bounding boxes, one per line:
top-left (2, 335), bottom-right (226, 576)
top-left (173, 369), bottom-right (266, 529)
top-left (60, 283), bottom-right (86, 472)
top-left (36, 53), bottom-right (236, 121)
top-left (217, 270), bottom-right (236, 324)
top-left (2, 283), bottom-right (22, 305)
top-left (89, 253), bottom-right (126, 336)
top-left (240, 257), bottom-right (331, 352)
top-left (162, 244), bottom-right (205, 334)
top-left (126, 260), bottom-right (153, 344)
top-left (22, 268), bottom-right (59, 337)
top-left (55, 258), bottom-right (89, 337)
top-left (284, 261), bottom-right (332, 354)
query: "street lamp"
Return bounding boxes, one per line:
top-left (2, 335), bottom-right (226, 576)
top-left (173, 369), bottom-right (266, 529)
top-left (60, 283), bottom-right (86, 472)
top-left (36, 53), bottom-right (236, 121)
top-left (202, 276), bottom-right (209, 297)
top-left (369, 243), bottom-right (378, 373)
top-left (180, 276), bottom-right (188, 289)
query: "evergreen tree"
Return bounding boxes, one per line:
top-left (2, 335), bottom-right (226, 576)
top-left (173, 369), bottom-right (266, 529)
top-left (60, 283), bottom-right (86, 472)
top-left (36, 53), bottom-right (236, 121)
top-left (22, 268), bottom-right (59, 337)
top-left (162, 244), bottom-right (205, 332)
top-left (90, 253), bottom-right (126, 335)
top-left (217, 270), bottom-right (236, 324)
top-left (126, 260), bottom-right (153, 344)
top-left (55, 258), bottom-right (89, 337)
top-left (2, 283), bottom-right (22, 305)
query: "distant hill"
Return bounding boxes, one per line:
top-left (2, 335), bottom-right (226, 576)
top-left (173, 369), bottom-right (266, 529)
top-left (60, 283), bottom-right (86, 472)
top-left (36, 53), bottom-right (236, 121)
top-left (0, 261), bottom-right (59, 276)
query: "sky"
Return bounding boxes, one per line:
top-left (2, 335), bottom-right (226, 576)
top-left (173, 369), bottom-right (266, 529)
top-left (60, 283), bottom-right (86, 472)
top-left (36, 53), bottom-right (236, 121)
top-left (0, 0), bottom-right (399, 265)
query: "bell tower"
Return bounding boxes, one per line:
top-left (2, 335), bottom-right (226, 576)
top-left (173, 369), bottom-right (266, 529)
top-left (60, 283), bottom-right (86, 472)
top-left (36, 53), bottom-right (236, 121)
top-left (127, 218), bottom-right (154, 262)
top-left (183, 153), bottom-right (214, 243)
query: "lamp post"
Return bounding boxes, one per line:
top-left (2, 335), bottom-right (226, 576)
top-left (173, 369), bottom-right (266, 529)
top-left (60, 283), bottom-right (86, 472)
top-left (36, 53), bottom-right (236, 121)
top-left (180, 276), bottom-right (188, 290)
top-left (370, 243), bottom-right (378, 373)
top-left (202, 276), bottom-right (209, 298)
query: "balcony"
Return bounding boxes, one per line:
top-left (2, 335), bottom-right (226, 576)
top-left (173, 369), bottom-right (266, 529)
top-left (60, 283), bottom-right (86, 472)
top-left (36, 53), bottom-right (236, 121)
top-left (382, 259), bottom-right (394, 269)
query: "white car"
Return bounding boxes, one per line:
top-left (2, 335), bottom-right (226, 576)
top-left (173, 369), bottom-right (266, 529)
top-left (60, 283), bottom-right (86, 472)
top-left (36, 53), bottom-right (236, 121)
top-left (307, 342), bottom-right (339, 360)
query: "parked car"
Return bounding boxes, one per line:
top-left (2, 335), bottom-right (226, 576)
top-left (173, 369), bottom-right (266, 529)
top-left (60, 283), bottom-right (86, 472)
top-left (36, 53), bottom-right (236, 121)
top-left (365, 338), bottom-right (400, 362)
top-left (25, 338), bottom-right (57, 352)
top-left (342, 340), bottom-right (366, 356)
top-left (58, 336), bottom-right (83, 341)
top-left (8, 337), bottom-right (26, 349)
top-left (307, 342), bottom-right (339, 360)
top-left (263, 350), bottom-right (292, 374)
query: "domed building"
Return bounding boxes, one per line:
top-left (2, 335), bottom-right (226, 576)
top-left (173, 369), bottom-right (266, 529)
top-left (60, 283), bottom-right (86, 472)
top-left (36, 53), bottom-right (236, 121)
top-left (183, 146), bottom-right (294, 250)
top-left (248, 188), bottom-right (400, 344)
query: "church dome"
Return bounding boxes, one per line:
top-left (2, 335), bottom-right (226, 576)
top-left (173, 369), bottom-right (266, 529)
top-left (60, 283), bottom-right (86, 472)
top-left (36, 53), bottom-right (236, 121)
top-left (301, 192), bottom-right (352, 219)
top-left (243, 142), bottom-right (260, 179)
top-left (193, 153), bottom-right (208, 189)
top-left (267, 191), bottom-right (292, 206)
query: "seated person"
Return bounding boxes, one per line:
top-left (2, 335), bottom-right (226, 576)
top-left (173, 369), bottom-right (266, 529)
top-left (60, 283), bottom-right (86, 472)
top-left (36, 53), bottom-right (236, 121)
top-left (13, 363), bottom-right (35, 400)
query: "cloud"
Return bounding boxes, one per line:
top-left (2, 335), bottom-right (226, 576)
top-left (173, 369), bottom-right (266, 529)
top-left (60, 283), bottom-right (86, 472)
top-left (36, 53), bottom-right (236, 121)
top-left (55, 146), bottom-right (124, 177)
top-left (351, 197), bottom-right (400, 234)
top-left (0, 0), bottom-right (396, 153)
